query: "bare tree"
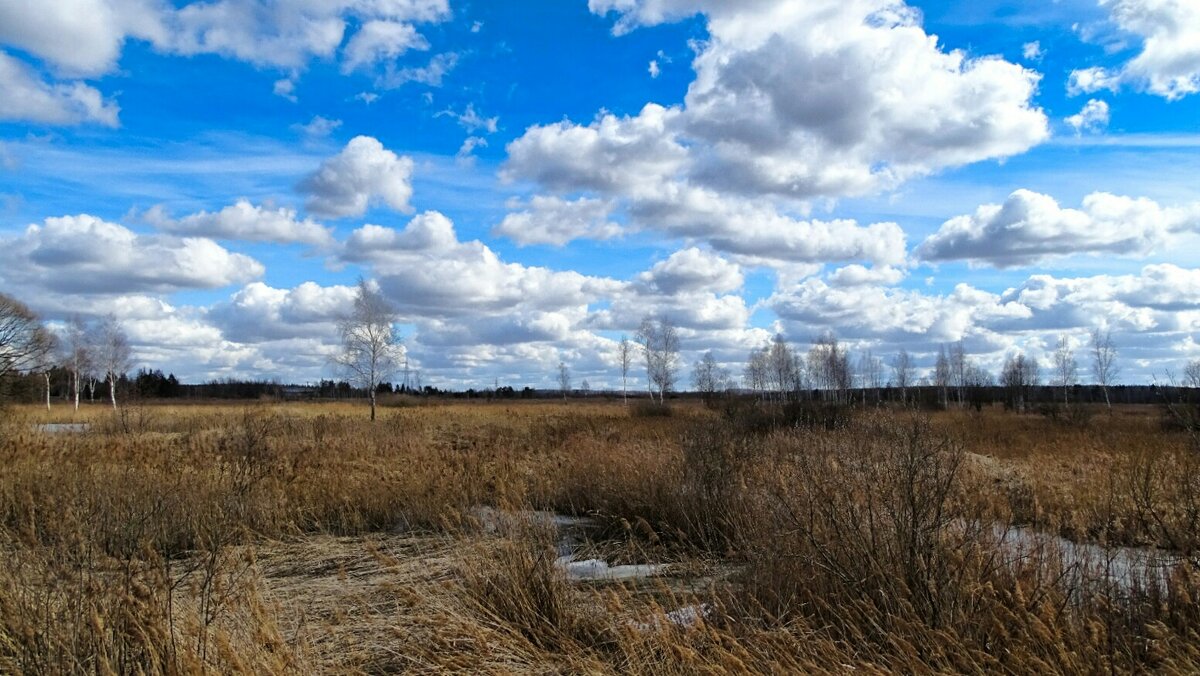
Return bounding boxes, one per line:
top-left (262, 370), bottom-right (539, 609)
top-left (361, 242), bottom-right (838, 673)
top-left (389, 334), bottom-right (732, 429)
top-left (934, 344), bottom-right (951, 408)
top-left (768, 334), bottom-right (800, 402)
top-left (692, 351), bottom-right (729, 403)
top-left (33, 333), bottom-right (59, 411)
top-left (949, 340), bottom-right (968, 407)
top-left (617, 336), bottom-right (633, 404)
top-left (636, 316), bottom-right (680, 404)
top-left (333, 279), bottom-right (403, 421)
top-left (94, 315), bottom-right (133, 410)
top-left (558, 361), bottom-right (571, 400)
top-left (1184, 360), bottom-right (1200, 389)
top-left (1090, 328), bottom-right (1119, 411)
top-left (63, 315), bottom-right (92, 411)
top-left (808, 332), bottom-right (850, 402)
top-left (1001, 352), bottom-right (1040, 412)
top-left (744, 345), bottom-right (770, 400)
top-left (890, 348), bottom-right (913, 404)
top-left (857, 349), bottom-right (884, 406)
top-left (0, 293), bottom-right (54, 392)
top-left (1052, 335), bottom-right (1078, 406)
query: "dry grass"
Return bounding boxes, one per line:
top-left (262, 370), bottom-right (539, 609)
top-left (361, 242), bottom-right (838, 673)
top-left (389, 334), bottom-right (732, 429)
top-left (1, 398), bottom-right (1199, 673)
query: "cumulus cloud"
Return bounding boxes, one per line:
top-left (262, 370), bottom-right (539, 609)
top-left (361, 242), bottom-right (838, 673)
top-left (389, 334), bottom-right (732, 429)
top-left (504, 103), bottom-right (689, 194)
top-left (575, 0), bottom-right (1048, 198)
top-left (0, 0), bottom-right (164, 76)
top-left (299, 135), bottom-right (414, 218)
top-left (0, 214), bottom-right (263, 295)
top-left (918, 189), bottom-right (1200, 267)
top-left (770, 277), bottom-right (1031, 344)
top-left (342, 211), bottom-right (621, 319)
top-left (342, 19), bottom-right (429, 72)
top-left (1069, 0), bottom-right (1200, 100)
top-left (1065, 99), bottom-right (1110, 134)
top-left (207, 281), bottom-right (356, 342)
top-left (637, 247), bottom-right (743, 295)
top-left (147, 199), bottom-right (333, 246)
top-left (0, 51), bottom-right (119, 126)
top-left (827, 264), bottom-right (907, 287)
top-left (501, 0), bottom-right (1044, 269)
top-left (493, 196), bottom-right (622, 246)
top-left (626, 185), bottom-right (909, 266)
top-left (1023, 41), bottom-right (1043, 61)
top-left (0, 0), bottom-right (451, 89)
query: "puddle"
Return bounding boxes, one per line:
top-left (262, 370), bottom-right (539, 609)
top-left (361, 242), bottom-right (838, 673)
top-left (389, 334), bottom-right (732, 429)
top-left (557, 557), bottom-right (668, 581)
top-left (468, 506), bottom-right (668, 582)
top-left (991, 524), bottom-right (1185, 592)
top-left (35, 423), bottom-right (91, 434)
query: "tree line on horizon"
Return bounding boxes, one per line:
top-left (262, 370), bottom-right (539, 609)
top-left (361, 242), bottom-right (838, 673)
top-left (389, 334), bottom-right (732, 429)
top-left (4, 289), bottom-right (1200, 416)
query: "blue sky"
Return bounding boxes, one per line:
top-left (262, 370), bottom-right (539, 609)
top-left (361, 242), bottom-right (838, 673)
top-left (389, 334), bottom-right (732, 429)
top-left (2, 0), bottom-right (1199, 388)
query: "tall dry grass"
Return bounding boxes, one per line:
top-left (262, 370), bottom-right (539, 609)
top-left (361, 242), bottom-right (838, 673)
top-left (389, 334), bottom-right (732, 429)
top-left (1, 399), bottom-right (1198, 672)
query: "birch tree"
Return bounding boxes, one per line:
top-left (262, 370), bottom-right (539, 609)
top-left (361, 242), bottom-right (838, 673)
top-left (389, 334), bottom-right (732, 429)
top-left (617, 336), bottom-right (633, 404)
top-left (94, 315), bottom-right (133, 410)
top-left (333, 279), bottom-right (403, 421)
top-left (1052, 335), bottom-right (1078, 406)
top-left (636, 316), bottom-right (680, 404)
top-left (63, 315), bottom-right (92, 411)
top-left (558, 362), bottom-right (571, 400)
top-left (1090, 328), bottom-right (1118, 411)
top-left (890, 349), bottom-right (913, 405)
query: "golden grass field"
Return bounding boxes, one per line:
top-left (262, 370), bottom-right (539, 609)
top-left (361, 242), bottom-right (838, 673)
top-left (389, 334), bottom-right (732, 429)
top-left (2, 397), bottom-right (1199, 673)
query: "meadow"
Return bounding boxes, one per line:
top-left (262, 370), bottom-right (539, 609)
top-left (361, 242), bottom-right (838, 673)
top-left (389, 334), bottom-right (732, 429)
top-left (1, 396), bottom-right (1199, 674)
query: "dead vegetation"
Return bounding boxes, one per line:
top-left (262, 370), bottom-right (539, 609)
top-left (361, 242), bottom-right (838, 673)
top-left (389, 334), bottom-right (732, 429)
top-left (2, 399), bottom-right (1199, 673)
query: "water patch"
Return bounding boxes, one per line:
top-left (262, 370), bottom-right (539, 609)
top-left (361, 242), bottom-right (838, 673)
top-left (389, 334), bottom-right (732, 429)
top-left (35, 423), bottom-right (91, 434)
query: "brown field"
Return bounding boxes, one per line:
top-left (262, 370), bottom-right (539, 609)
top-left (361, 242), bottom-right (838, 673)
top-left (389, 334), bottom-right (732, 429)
top-left (2, 397), bottom-right (1199, 674)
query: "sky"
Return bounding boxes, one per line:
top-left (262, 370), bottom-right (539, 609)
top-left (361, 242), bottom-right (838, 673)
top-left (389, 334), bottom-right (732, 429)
top-left (1, 0), bottom-right (1199, 389)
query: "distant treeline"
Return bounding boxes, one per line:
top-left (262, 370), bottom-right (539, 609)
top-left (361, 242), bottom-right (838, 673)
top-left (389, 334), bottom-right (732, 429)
top-left (3, 366), bottom-right (1198, 407)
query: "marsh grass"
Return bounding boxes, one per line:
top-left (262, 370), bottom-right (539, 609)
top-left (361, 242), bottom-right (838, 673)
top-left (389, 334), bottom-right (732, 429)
top-left (2, 399), bottom-right (1199, 672)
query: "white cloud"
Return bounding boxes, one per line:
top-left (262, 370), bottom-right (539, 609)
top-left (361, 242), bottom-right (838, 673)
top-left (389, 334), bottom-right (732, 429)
top-left (1023, 41), bottom-right (1043, 61)
top-left (637, 247), bottom-right (742, 294)
top-left (493, 196), bottom-right (622, 246)
top-left (0, 214), bottom-right (263, 295)
top-left (626, 184), bottom-right (908, 267)
top-left (456, 136), bottom-right (487, 164)
top-left (504, 103), bottom-right (689, 194)
top-left (918, 189), bottom-right (1200, 267)
top-left (770, 277), bottom-right (1030, 344)
top-left (1065, 99), bottom-right (1110, 134)
top-left (0, 0), bottom-right (164, 76)
top-left (341, 19), bottom-right (429, 72)
top-left (0, 0), bottom-right (451, 83)
top-left (1069, 0), bottom-right (1200, 100)
top-left (501, 0), bottom-right (1044, 270)
top-left (827, 264), bottom-right (906, 287)
top-left (272, 77), bottom-right (298, 101)
top-left (147, 199), bottom-right (334, 246)
top-left (299, 135), bottom-right (414, 218)
top-left (0, 51), bottom-right (119, 126)
top-left (293, 115), bottom-right (342, 138)
top-left (342, 211), bottom-right (621, 319)
top-left (438, 103), bottom-right (498, 133)
top-left (648, 59), bottom-right (660, 77)
top-left (377, 51), bottom-right (458, 88)
top-left (575, 0), bottom-right (1048, 198)
top-left (1068, 66), bottom-right (1122, 95)
top-left (207, 281), bottom-right (356, 342)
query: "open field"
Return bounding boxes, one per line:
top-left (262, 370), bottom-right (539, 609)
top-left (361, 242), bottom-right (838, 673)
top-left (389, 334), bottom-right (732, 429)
top-left (2, 398), bottom-right (1199, 673)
